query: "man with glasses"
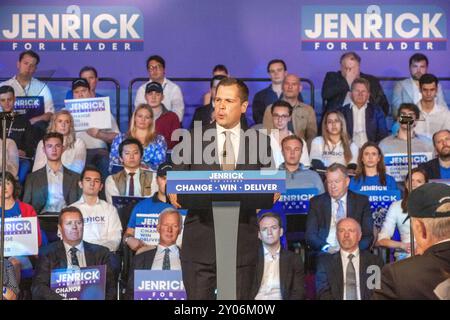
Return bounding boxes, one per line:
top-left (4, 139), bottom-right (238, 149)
top-left (134, 55), bottom-right (185, 123)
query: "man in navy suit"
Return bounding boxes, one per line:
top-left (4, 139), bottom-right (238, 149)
top-left (316, 218), bottom-right (384, 300)
top-left (306, 163), bottom-right (374, 258)
top-left (31, 206), bottom-right (116, 300)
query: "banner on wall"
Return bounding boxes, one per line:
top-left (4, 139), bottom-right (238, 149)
top-left (0, 5), bottom-right (144, 51)
top-left (301, 5), bottom-right (447, 51)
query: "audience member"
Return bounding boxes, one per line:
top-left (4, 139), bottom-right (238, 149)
top-left (66, 66), bottom-right (103, 99)
top-left (338, 78), bottom-right (388, 148)
top-left (33, 110), bottom-right (86, 174)
top-left (31, 207), bottom-right (116, 300)
top-left (2, 259), bottom-right (19, 300)
top-left (419, 129), bottom-right (450, 179)
top-left (134, 55), bottom-right (185, 122)
top-left (376, 168), bottom-right (428, 260)
top-left (322, 51), bottom-right (389, 115)
top-left (316, 218), bottom-right (384, 300)
top-left (0, 136), bottom-right (19, 178)
top-left (203, 64), bottom-right (229, 105)
top-left (252, 212), bottom-right (305, 300)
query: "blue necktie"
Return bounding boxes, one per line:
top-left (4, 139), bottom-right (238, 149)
top-left (162, 248), bottom-right (171, 270)
top-left (336, 199), bottom-right (345, 221)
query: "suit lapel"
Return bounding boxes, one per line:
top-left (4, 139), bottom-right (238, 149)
top-left (56, 241), bottom-right (68, 268)
top-left (346, 192), bottom-right (355, 219)
top-left (333, 253), bottom-right (344, 298)
top-left (84, 242), bottom-right (96, 266)
top-left (324, 194), bottom-right (332, 233)
top-left (279, 250), bottom-right (288, 299)
top-left (39, 167), bottom-right (49, 206)
top-left (255, 246), bottom-right (265, 296)
top-left (359, 252), bottom-right (368, 300)
top-left (365, 104), bottom-right (373, 139)
top-left (62, 167), bottom-right (70, 202)
top-left (346, 107), bottom-right (354, 138)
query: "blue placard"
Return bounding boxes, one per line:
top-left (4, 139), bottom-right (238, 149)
top-left (384, 152), bottom-right (432, 182)
top-left (167, 170), bottom-right (285, 194)
top-left (134, 270), bottom-right (186, 300)
top-left (112, 196), bottom-right (147, 211)
top-left (273, 188), bottom-right (319, 215)
top-left (50, 265), bottom-right (106, 300)
top-left (14, 96), bottom-right (44, 120)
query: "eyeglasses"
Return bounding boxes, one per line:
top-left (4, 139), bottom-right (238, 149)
top-left (272, 114), bottom-right (290, 120)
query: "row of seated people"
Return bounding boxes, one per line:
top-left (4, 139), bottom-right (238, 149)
top-left (1, 124), bottom-right (449, 300)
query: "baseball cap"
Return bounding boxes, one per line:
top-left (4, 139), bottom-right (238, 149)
top-left (407, 183), bottom-right (450, 218)
top-left (72, 78), bottom-right (90, 91)
top-left (157, 162), bottom-right (172, 177)
top-left (145, 82), bottom-right (163, 94)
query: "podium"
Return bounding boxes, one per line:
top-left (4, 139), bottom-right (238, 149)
top-left (167, 170), bottom-right (285, 300)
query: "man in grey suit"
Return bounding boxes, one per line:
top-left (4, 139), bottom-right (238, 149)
top-left (24, 132), bottom-right (82, 241)
top-left (392, 53), bottom-right (448, 119)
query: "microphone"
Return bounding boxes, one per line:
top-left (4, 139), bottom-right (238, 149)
top-left (398, 114), bottom-right (415, 125)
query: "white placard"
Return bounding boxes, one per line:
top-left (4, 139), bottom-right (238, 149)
top-left (2, 217), bottom-right (39, 256)
top-left (384, 152), bottom-right (433, 182)
top-left (135, 213), bottom-right (185, 247)
top-left (65, 97), bottom-right (112, 131)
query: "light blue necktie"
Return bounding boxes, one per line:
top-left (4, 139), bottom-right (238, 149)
top-left (336, 199), bottom-right (345, 221)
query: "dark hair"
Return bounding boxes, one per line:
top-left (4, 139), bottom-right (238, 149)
top-left (210, 75), bottom-right (227, 89)
top-left (2, 171), bottom-right (21, 199)
top-left (19, 50), bottom-right (40, 65)
top-left (43, 132), bottom-right (64, 145)
top-left (216, 77), bottom-right (249, 102)
top-left (271, 100), bottom-right (293, 116)
top-left (340, 51), bottom-right (361, 64)
top-left (267, 59), bottom-right (287, 73)
top-left (58, 206), bottom-right (83, 226)
top-left (327, 163), bottom-right (348, 177)
top-left (80, 165), bottom-right (103, 182)
top-left (398, 103), bottom-right (420, 120)
top-left (354, 142), bottom-right (387, 186)
top-left (351, 77), bottom-right (371, 92)
top-left (433, 129), bottom-right (450, 147)
top-left (419, 73), bottom-right (438, 88)
top-left (258, 212), bottom-right (282, 229)
top-left (281, 134), bottom-right (303, 150)
top-left (409, 53), bottom-right (428, 67)
top-left (79, 66), bottom-right (98, 78)
top-left (212, 64), bottom-right (228, 75)
top-left (119, 137), bottom-right (143, 158)
top-left (146, 55), bottom-right (165, 69)
top-left (0, 85), bottom-right (15, 96)
top-left (401, 168), bottom-right (429, 213)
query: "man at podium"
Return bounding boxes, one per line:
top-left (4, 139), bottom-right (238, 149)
top-left (169, 78), bottom-right (275, 299)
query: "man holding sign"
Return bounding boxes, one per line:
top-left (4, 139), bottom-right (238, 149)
top-left (31, 207), bottom-right (116, 300)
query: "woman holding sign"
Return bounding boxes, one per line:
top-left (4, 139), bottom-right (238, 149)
top-left (32, 110), bottom-right (87, 174)
top-left (376, 168), bottom-right (429, 260)
top-left (109, 104), bottom-right (167, 172)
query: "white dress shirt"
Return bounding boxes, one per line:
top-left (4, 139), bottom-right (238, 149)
top-left (216, 122), bottom-right (241, 166)
top-left (326, 193), bottom-right (348, 248)
top-left (135, 78), bottom-right (185, 122)
top-left (415, 101), bottom-right (450, 139)
top-left (71, 196), bottom-right (123, 252)
top-left (255, 245), bottom-right (282, 300)
top-left (351, 103), bottom-right (368, 148)
top-left (151, 244), bottom-right (181, 270)
top-left (0, 76), bottom-right (54, 113)
top-left (76, 114), bottom-right (120, 149)
top-left (340, 248), bottom-right (361, 300)
top-left (44, 164), bottom-right (65, 213)
top-left (33, 138), bottom-right (86, 174)
top-left (104, 168), bottom-right (145, 204)
top-left (63, 241), bottom-right (87, 268)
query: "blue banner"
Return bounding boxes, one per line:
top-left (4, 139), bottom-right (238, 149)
top-left (134, 270), bottom-right (186, 300)
top-left (51, 265), bottom-right (106, 300)
top-left (273, 188), bottom-right (319, 215)
top-left (166, 170), bottom-right (285, 194)
top-left (14, 96), bottom-right (44, 120)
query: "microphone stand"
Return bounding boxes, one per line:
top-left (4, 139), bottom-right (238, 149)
top-left (0, 111), bottom-right (19, 300)
top-left (399, 115), bottom-right (415, 256)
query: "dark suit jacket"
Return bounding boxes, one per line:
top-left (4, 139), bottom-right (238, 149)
top-left (31, 240), bottom-right (116, 300)
top-left (372, 241), bottom-right (450, 300)
top-left (190, 103), bottom-right (248, 129)
top-left (251, 245), bottom-right (305, 300)
top-left (305, 191), bottom-right (374, 253)
top-left (339, 103), bottom-right (388, 144)
top-left (23, 166), bottom-right (82, 214)
top-left (316, 250), bottom-right (384, 300)
top-left (126, 247), bottom-right (157, 300)
top-left (321, 71), bottom-right (389, 115)
top-left (174, 122), bottom-right (275, 266)
top-left (418, 158), bottom-right (441, 180)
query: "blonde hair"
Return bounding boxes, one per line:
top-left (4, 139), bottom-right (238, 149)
top-left (47, 109), bottom-right (76, 149)
top-left (321, 111), bottom-right (353, 164)
top-left (128, 104), bottom-right (157, 146)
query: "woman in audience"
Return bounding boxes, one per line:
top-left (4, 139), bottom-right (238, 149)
top-left (0, 172), bottom-right (42, 289)
top-left (310, 110), bottom-right (358, 169)
top-left (0, 137), bottom-right (19, 178)
top-left (109, 104), bottom-right (167, 172)
top-left (376, 168), bottom-right (428, 260)
top-left (33, 110), bottom-right (86, 173)
top-left (349, 141), bottom-right (398, 192)
top-left (2, 258), bottom-right (19, 300)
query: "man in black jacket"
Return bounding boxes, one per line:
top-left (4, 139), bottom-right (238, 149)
top-left (31, 207), bottom-right (116, 300)
top-left (419, 129), bottom-right (450, 180)
top-left (321, 52), bottom-right (389, 115)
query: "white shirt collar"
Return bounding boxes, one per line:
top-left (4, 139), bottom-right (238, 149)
top-left (157, 244), bottom-right (178, 254)
top-left (63, 240), bottom-right (84, 253)
top-left (124, 167), bottom-right (140, 176)
top-left (350, 102), bottom-right (368, 111)
top-left (79, 195), bottom-right (101, 205)
top-left (46, 164), bottom-right (63, 174)
top-left (340, 248), bottom-right (360, 259)
top-left (332, 192), bottom-right (348, 204)
top-left (262, 244), bottom-right (281, 259)
top-left (216, 122), bottom-right (241, 137)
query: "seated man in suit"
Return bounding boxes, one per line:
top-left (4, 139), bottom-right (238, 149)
top-left (252, 212), bottom-right (304, 300)
top-left (316, 218), bottom-right (384, 300)
top-left (31, 206), bottom-right (116, 300)
top-left (306, 163), bottom-right (374, 259)
top-left (419, 129), bottom-right (450, 180)
top-left (104, 137), bottom-right (155, 204)
top-left (23, 132), bottom-right (82, 241)
top-left (126, 208), bottom-right (183, 299)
